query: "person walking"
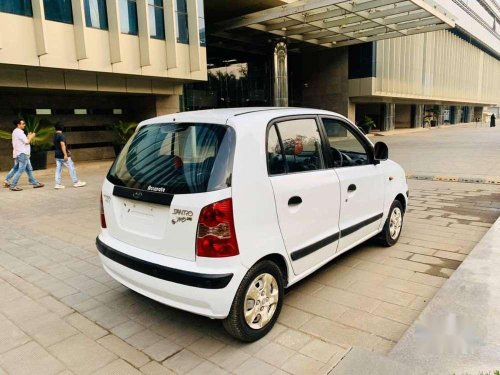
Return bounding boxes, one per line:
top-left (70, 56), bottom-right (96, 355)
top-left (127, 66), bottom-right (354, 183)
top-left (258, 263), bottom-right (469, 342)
top-left (53, 123), bottom-right (86, 189)
top-left (8, 119), bottom-right (44, 191)
top-left (490, 113), bottom-right (496, 128)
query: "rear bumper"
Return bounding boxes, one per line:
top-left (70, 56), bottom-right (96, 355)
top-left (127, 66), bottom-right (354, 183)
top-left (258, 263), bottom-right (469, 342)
top-left (96, 235), bottom-right (245, 319)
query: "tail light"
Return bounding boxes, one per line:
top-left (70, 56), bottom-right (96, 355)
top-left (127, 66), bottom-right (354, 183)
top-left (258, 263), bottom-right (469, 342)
top-left (196, 198), bottom-right (239, 257)
top-left (100, 194), bottom-right (107, 229)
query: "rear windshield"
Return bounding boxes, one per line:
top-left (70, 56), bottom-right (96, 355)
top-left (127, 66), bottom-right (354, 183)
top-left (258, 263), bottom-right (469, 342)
top-left (107, 123), bottom-right (235, 194)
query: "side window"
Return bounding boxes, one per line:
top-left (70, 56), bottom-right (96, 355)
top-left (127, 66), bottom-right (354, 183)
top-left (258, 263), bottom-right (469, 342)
top-left (276, 118), bottom-right (324, 173)
top-left (267, 125), bottom-right (285, 175)
top-left (322, 118), bottom-right (369, 168)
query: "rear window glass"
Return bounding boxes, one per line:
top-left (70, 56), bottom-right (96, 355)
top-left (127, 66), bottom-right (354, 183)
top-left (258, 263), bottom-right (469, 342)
top-left (107, 123), bottom-right (235, 194)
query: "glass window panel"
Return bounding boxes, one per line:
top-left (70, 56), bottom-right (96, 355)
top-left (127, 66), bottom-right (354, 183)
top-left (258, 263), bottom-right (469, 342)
top-left (43, 0), bottom-right (73, 23)
top-left (197, 0), bottom-right (205, 46)
top-left (119, 0), bottom-right (138, 34)
top-left (148, 1), bottom-right (165, 39)
top-left (175, 0), bottom-right (189, 44)
top-left (198, 16), bottom-right (205, 46)
top-left (276, 119), bottom-right (324, 173)
top-left (84, 0), bottom-right (108, 29)
top-left (0, 0), bottom-right (33, 16)
top-left (322, 118), bottom-right (369, 167)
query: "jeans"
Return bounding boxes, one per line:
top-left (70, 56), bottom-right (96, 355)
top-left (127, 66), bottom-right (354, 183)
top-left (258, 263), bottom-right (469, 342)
top-left (5, 159), bottom-right (19, 181)
top-left (55, 157), bottom-right (78, 185)
top-left (10, 153), bottom-right (39, 187)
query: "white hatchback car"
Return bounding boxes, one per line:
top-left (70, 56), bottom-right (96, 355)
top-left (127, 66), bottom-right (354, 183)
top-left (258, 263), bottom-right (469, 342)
top-left (97, 107), bottom-right (408, 341)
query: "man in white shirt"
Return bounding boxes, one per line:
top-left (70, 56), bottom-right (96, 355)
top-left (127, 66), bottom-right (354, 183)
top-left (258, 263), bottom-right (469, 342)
top-left (7, 119), bottom-right (44, 191)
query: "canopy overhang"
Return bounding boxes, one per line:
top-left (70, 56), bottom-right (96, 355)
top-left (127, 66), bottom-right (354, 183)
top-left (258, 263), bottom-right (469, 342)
top-left (214, 0), bottom-right (456, 48)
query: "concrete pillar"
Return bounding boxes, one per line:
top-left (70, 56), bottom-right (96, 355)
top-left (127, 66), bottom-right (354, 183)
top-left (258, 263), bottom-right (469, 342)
top-left (273, 42), bottom-right (288, 107)
top-left (411, 104), bottom-right (424, 128)
top-left (465, 106), bottom-right (474, 123)
top-left (381, 103), bottom-right (395, 131)
top-left (156, 94), bottom-right (181, 115)
top-left (450, 106), bottom-right (458, 124)
top-left (347, 100), bottom-right (356, 123)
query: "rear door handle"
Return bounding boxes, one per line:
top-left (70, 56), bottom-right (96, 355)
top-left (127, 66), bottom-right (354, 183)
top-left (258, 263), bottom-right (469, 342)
top-left (348, 184), bottom-right (357, 192)
top-left (288, 196), bottom-right (302, 205)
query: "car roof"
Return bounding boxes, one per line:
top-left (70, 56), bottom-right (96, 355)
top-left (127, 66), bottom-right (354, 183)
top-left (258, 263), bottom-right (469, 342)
top-left (138, 107), bottom-right (349, 128)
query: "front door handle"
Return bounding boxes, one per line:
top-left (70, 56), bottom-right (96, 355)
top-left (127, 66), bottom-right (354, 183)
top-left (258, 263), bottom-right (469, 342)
top-left (288, 196), bottom-right (302, 205)
top-left (347, 184), bottom-right (357, 192)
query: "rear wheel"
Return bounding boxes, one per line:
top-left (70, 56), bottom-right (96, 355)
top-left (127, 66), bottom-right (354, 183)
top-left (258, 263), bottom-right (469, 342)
top-left (223, 260), bottom-right (284, 342)
top-left (377, 200), bottom-right (404, 246)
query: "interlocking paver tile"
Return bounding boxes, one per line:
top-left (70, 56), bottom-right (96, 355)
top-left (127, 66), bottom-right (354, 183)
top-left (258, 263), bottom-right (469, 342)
top-left (281, 353), bottom-right (324, 375)
top-left (17, 312), bottom-right (79, 347)
top-left (209, 346), bottom-right (251, 372)
top-left (140, 361), bottom-right (175, 375)
top-left (0, 341), bottom-right (65, 375)
top-left (0, 315), bottom-right (30, 354)
top-left (143, 338), bottom-right (182, 362)
top-left (299, 339), bottom-right (347, 363)
top-left (98, 334), bottom-right (150, 368)
top-left (234, 357), bottom-right (278, 375)
top-left (274, 329), bottom-right (312, 351)
top-left (162, 349), bottom-right (203, 374)
top-left (48, 334), bottom-right (117, 375)
top-left (93, 359), bottom-right (143, 375)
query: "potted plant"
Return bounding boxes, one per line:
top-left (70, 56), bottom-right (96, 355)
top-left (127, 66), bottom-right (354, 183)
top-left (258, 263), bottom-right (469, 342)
top-left (357, 115), bottom-right (376, 134)
top-left (0, 115), bottom-right (54, 170)
top-left (109, 121), bottom-right (138, 156)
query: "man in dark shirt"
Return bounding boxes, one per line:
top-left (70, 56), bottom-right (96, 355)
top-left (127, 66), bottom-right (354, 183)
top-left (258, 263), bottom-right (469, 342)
top-left (54, 124), bottom-right (86, 189)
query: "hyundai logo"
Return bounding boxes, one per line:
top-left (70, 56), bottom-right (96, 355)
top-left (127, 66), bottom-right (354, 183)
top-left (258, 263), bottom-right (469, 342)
top-left (133, 191), bottom-right (143, 199)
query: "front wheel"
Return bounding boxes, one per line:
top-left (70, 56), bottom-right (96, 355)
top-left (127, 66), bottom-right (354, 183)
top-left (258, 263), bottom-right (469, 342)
top-left (377, 200), bottom-right (404, 246)
top-left (223, 260), bottom-right (284, 342)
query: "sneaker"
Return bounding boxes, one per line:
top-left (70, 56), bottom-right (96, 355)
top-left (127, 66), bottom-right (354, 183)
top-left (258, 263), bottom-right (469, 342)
top-left (9, 186), bottom-right (22, 191)
top-left (33, 183), bottom-right (44, 189)
top-left (54, 184), bottom-right (65, 189)
top-left (73, 181), bottom-right (87, 188)
top-left (3, 181), bottom-right (10, 188)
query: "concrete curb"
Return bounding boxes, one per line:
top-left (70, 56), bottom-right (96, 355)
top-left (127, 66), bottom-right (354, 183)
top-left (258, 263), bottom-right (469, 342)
top-left (407, 174), bottom-right (500, 185)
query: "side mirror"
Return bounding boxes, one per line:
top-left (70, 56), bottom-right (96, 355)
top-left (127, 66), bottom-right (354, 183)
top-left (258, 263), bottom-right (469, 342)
top-left (374, 141), bottom-right (388, 162)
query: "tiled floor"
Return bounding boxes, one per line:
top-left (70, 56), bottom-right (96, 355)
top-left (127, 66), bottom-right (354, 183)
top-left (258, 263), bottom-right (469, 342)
top-left (0, 161), bottom-right (499, 374)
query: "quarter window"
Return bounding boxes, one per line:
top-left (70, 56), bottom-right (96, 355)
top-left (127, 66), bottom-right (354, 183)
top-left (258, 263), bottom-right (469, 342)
top-left (119, 0), bottom-right (138, 35)
top-left (44, 0), bottom-right (73, 23)
top-left (267, 125), bottom-right (285, 175)
top-left (148, 0), bottom-right (165, 39)
top-left (275, 118), bottom-right (324, 173)
top-left (84, 0), bottom-right (108, 29)
top-left (175, 0), bottom-right (189, 44)
top-left (322, 118), bottom-right (370, 167)
top-left (0, 0), bottom-right (32, 16)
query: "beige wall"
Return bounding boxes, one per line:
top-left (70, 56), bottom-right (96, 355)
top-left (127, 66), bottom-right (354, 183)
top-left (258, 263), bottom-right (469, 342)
top-left (0, 0), bottom-right (207, 82)
top-left (349, 30), bottom-right (500, 106)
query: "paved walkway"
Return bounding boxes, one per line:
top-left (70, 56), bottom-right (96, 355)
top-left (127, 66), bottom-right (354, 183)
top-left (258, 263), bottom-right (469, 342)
top-left (377, 122), bottom-right (500, 181)
top-left (0, 161), bottom-right (498, 374)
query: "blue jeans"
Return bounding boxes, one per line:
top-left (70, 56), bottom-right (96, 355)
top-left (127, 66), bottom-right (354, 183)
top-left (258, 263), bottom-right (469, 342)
top-left (10, 153), bottom-right (39, 187)
top-left (5, 159), bottom-right (19, 181)
top-left (55, 157), bottom-right (78, 185)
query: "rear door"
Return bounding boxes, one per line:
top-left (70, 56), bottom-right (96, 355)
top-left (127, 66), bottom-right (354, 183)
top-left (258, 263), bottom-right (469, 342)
top-left (268, 117), bottom-right (341, 275)
top-left (104, 122), bottom-right (235, 261)
top-left (320, 117), bottom-right (384, 251)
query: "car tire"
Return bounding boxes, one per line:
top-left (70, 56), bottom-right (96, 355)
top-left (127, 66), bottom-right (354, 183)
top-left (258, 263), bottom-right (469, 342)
top-left (223, 260), bottom-right (284, 342)
top-left (377, 200), bottom-right (404, 247)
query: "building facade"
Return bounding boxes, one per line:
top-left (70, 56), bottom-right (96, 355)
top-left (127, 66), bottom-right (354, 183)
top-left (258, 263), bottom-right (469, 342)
top-left (186, 0), bottom-right (499, 131)
top-left (0, 0), bottom-right (206, 170)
